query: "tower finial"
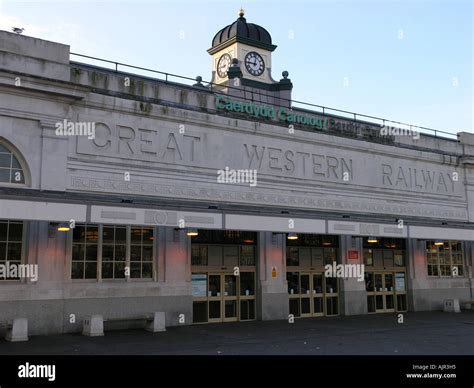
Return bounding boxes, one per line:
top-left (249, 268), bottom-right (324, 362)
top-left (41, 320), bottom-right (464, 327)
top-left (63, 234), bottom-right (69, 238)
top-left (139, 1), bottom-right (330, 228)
top-left (239, 7), bottom-right (245, 18)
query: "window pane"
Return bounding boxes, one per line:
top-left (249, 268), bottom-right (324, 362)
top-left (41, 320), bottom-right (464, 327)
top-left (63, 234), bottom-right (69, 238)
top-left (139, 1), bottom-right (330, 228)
top-left (86, 226), bottom-right (98, 243)
top-left (85, 245), bottom-right (97, 261)
top-left (240, 300), bottom-right (255, 320)
top-left (131, 227), bottom-right (142, 243)
top-left (299, 248), bottom-right (311, 267)
top-left (313, 274), bottom-right (323, 293)
top-left (0, 153), bottom-right (11, 168)
top-left (324, 248), bottom-right (336, 265)
top-left (102, 262), bottom-right (113, 278)
top-left (289, 298), bottom-right (300, 317)
top-left (142, 228), bottom-right (154, 242)
top-left (84, 262), bottom-right (97, 279)
top-left (142, 263), bottom-right (153, 278)
top-left (115, 245), bottom-right (126, 261)
top-left (0, 169), bottom-right (10, 182)
top-left (142, 245), bottom-right (153, 262)
top-left (223, 246), bottom-right (238, 267)
top-left (326, 297), bottom-right (338, 315)
top-left (286, 247), bottom-right (299, 266)
top-left (312, 248), bottom-right (323, 267)
top-left (0, 243), bottom-right (6, 261)
top-left (130, 262), bottom-right (141, 278)
top-left (367, 295), bottom-right (376, 313)
top-left (365, 272), bottom-right (374, 292)
top-left (102, 245), bottom-right (113, 261)
top-left (300, 274), bottom-right (310, 294)
top-left (115, 227), bottom-right (126, 244)
top-left (209, 275), bottom-right (221, 296)
top-left (0, 222), bottom-right (7, 240)
top-left (240, 272), bottom-right (255, 296)
top-left (394, 251), bottom-right (405, 266)
top-left (8, 223), bottom-right (22, 241)
top-left (383, 251), bottom-right (394, 267)
top-left (103, 227), bottom-right (115, 244)
top-left (193, 302), bottom-right (208, 323)
top-left (364, 249), bottom-right (373, 266)
top-left (7, 243), bottom-right (21, 261)
top-left (72, 244), bottom-right (84, 261)
top-left (114, 262), bottom-right (126, 278)
top-left (326, 277), bottom-right (338, 293)
top-left (11, 156), bottom-right (21, 169)
top-left (73, 225), bottom-right (86, 242)
top-left (71, 262), bottom-right (84, 279)
top-left (287, 272), bottom-right (299, 294)
top-left (130, 245), bottom-right (141, 261)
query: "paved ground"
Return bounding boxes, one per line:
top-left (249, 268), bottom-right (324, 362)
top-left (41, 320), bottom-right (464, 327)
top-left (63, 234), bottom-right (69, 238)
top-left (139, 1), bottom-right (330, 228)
top-left (0, 311), bottom-right (473, 355)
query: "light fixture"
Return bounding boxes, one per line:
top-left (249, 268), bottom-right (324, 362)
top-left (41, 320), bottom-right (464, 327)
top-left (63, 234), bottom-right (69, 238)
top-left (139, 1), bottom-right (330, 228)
top-left (243, 239), bottom-right (254, 244)
top-left (57, 224), bottom-right (70, 232)
top-left (367, 236), bottom-right (378, 243)
top-left (434, 240), bottom-right (444, 246)
top-left (186, 228), bottom-right (198, 237)
top-left (287, 232), bottom-right (298, 241)
top-left (322, 237), bottom-right (332, 246)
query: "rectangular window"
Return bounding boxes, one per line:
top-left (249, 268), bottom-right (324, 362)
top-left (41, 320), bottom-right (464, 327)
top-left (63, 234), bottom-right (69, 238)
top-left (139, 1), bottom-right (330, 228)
top-left (426, 240), bottom-right (464, 277)
top-left (363, 249), bottom-right (373, 266)
top-left (286, 247), bottom-right (299, 266)
top-left (191, 245), bottom-right (208, 266)
top-left (72, 224), bottom-right (98, 279)
top-left (72, 224), bottom-right (156, 280)
top-left (130, 227), bottom-right (153, 279)
top-left (240, 245), bottom-right (255, 266)
top-left (0, 220), bottom-right (23, 280)
top-left (102, 225), bottom-right (127, 279)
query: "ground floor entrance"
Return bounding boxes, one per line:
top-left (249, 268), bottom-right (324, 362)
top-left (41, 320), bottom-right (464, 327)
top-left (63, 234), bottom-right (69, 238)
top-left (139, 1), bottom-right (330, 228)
top-left (365, 271), bottom-right (407, 313)
top-left (287, 271), bottom-right (339, 317)
top-left (192, 271), bottom-right (256, 323)
top-left (190, 230), bottom-right (257, 324)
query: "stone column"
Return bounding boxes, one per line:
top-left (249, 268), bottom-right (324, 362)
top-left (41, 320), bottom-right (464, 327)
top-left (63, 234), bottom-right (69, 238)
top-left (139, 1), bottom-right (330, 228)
top-left (340, 235), bottom-right (367, 315)
top-left (158, 227), bottom-right (192, 326)
top-left (258, 232), bottom-right (288, 320)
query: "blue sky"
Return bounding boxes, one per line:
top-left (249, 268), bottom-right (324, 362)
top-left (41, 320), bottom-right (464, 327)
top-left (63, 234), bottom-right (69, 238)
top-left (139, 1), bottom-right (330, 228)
top-left (0, 0), bottom-right (472, 134)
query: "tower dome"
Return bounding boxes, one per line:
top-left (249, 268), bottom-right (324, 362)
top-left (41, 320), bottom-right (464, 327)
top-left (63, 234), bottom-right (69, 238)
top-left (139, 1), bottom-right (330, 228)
top-left (208, 9), bottom-right (277, 54)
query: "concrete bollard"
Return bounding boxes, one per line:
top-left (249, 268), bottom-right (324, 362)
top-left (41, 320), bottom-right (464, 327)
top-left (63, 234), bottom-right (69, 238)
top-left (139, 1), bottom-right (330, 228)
top-left (82, 315), bottom-right (104, 336)
top-left (443, 299), bottom-right (461, 313)
top-left (145, 312), bottom-right (166, 332)
top-left (5, 318), bottom-right (29, 342)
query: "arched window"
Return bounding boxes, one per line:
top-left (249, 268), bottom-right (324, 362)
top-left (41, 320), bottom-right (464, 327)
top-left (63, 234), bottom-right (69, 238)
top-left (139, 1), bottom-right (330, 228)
top-left (0, 143), bottom-right (25, 184)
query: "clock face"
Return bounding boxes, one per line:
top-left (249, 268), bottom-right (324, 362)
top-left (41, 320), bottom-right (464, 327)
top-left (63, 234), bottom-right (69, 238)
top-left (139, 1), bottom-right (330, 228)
top-left (217, 54), bottom-right (232, 78)
top-left (245, 52), bottom-right (265, 76)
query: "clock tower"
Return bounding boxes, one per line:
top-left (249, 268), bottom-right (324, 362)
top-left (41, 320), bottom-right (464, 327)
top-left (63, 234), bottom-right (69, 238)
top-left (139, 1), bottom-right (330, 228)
top-left (208, 9), bottom-right (292, 107)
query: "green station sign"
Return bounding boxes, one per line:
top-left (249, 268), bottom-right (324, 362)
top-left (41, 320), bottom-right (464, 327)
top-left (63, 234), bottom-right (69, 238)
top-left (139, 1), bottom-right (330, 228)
top-left (216, 96), bottom-right (328, 130)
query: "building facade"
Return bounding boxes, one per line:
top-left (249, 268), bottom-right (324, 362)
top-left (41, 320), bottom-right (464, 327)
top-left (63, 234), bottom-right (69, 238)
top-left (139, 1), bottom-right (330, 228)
top-left (0, 12), bottom-right (473, 335)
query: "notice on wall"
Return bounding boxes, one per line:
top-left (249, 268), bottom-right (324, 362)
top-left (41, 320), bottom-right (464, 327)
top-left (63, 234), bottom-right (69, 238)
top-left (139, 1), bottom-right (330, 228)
top-left (192, 274), bottom-right (207, 297)
top-left (395, 272), bottom-right (405, 292)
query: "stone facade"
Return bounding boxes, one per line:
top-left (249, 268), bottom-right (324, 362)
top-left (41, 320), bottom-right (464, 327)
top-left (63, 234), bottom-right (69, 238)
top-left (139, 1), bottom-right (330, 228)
top-left (0, 30), bottom-right (473, 335)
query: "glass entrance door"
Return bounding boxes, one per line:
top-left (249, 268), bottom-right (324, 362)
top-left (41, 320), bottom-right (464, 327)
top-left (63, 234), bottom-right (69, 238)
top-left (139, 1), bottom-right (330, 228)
top-left (208, 273), bottom-right (238, 322)
top-left (287, 271), bottom-right (339, 317)
top-left (192, 271), bottom-right (256, 323)
top-left (373, 272), bottom-right (395, 312)
top-left (223, 274), bottom-right (238, 322)
top-left (366, 271), bottom-right (406, 313)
